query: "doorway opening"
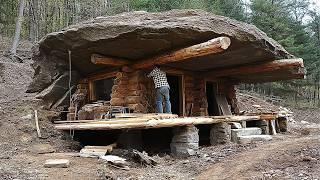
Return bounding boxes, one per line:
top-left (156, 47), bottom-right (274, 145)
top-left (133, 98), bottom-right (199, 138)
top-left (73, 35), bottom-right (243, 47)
top-left (206, 82), bottom-right (220, 116)
top-left (197, 82), bottom-right (221, 145)
top-left (167, 75), bottom-right (183, 116)
top-left (93, 77), bottom-right (114, 101)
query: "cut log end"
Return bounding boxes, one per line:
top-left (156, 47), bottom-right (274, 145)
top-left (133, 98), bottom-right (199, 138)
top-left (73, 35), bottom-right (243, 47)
top-left (91, 54), bottom-right (130, 66)
top-left (219, 37), bottom-right (231, 50)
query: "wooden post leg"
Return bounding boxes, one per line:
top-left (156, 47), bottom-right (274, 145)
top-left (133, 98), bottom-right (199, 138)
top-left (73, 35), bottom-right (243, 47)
top-left (269, 119), bottom-right (277, 135)
top-left (241, 121), bottom-right (246, 128)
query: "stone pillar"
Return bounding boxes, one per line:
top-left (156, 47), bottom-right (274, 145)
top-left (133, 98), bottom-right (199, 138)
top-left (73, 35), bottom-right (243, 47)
top-left (210, 122), bottom-right (231, 145)
top-left (170, 126), bottom-right (199, 157)
top-left (66, 81), bottom-right (88, 120)
top-left (126, 71), bottom-right (148, 113)
top-left (67, 107), bottom-right (76, 120)
top-left (110, 72), bottom-right (128, 106)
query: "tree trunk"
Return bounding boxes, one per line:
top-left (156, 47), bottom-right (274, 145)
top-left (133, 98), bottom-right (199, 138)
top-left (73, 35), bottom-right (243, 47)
top-left (10, 0), bottom-right (25, 55)
top-left (29, 0), bottom-right (38, 43)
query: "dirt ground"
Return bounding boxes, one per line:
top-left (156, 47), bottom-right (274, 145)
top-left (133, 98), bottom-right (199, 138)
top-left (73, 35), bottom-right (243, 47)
top-left (0, 40), bottom-right (319, 180)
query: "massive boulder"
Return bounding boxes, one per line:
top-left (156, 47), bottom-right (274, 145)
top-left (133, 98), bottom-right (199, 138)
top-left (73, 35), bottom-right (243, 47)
top-left (27, 9), bottom-right (293, 108)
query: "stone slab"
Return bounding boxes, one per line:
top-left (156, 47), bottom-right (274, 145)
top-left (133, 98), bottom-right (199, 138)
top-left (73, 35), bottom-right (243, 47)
top-left (237, 135), bottom-right (272, 144)
top-left (44, 159), bottom-right (70, 168)
top-left (231, 128), bottom-right (262, 142)
top-left (30, 144), bottom-right (55, 154)
top-left (79, 148), bottom-right (108, 158)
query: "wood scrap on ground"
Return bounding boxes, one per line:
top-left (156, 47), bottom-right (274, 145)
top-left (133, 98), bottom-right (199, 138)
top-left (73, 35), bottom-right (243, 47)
top-left (100, 155), bottom-right (129, 170)
top-left (44, 159), bottom-right (70, 168)
top-left (80, 143), bottom-right (117, 158)
top-left (130, 149), bottom-right (158, 166)
top-left (34, 110), bottom-right (42, 138)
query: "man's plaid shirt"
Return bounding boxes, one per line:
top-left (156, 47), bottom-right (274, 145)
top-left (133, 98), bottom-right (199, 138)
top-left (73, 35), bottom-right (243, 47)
top-left (147, 67), bottom-right (170, 89)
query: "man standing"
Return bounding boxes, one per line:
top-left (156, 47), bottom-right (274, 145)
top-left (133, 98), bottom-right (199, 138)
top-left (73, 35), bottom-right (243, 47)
top-left (147, 66), bottom-right (171, 113)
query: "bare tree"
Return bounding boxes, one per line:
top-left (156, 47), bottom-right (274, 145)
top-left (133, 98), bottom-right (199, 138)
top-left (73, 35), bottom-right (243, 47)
top-left (10, 0), bottom-right (25, 56)
top-left (29, 0), bottom-right (39, 43)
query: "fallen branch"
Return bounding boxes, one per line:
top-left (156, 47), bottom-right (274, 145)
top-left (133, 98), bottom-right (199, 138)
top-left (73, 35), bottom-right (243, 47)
top-left (34, 110), bottom-right (42, 138)
top-left (131, 149), bottom-right (158, 166)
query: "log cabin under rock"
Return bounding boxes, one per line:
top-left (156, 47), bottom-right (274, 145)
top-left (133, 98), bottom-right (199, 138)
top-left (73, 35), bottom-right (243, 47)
top-left (28, 10), bottom-right (305, 155)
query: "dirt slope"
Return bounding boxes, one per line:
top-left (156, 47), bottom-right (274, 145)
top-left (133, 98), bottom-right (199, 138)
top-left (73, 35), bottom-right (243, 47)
top-left (198, 134), bottom-right (320, 180)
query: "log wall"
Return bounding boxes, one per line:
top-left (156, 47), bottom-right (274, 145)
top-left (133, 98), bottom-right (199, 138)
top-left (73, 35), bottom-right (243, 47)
top-left (184, 74), bottom-right (195, 116)
top-left (71, 69), bottom-right (239, 118)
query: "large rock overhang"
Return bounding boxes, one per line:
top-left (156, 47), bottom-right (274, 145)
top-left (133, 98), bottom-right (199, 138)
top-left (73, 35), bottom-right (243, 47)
top-left (36, 10), bottom-right (301, 78)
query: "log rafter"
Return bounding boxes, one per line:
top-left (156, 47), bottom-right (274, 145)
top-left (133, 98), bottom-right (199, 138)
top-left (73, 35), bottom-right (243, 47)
top-left (204, 58), bottom-right (305, 78)
top-left (131, 36), bottom-right (231, 69)
top-left (91, 54), bottom-right (130, 66)
top-left (90, 36), bottom-right (231, 69)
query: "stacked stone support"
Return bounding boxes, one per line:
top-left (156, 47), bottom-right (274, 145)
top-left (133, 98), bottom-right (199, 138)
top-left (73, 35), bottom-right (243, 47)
top-left (126, 71), bottom-right (148, 113)
top-left (110, 72), bottom-right (128, 106)
top-left (67, 82), bottom-right (88, 120)
top-left (210, 122), bottom-right (231, 145)
top-left (170, 125), bottom-right (199, 157)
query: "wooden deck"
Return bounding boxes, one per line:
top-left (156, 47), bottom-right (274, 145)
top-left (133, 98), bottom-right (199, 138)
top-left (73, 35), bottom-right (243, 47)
top-left (54, 113), bottom-right (277, 131)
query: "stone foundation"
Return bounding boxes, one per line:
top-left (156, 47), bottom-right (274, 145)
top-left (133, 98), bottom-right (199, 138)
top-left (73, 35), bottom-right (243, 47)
top-left (210, 122), bottom-right (231, 145)
top-left (170, 126), bottom-right (199, 157)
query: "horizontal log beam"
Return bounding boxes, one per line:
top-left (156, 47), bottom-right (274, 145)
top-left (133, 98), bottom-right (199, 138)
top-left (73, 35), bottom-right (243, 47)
top-left (91, 54), bottom-right (130, 66)
top-left (204, 58), bottom-right (304, 78)
top-left (54, 115), bottom-right (276, 130)
top-left (91, 37), bottom-right (230, 69)
top-left (131, 37), bottom-right (231, 69)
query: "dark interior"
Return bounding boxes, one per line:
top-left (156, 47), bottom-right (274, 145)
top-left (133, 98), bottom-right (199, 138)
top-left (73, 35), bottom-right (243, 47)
top-left (206, 82), bottom-right (221, 116)
top-left (196, 82), bottom-right (221, 146)
top-left (196, 124), bottom-right (212, 146)
top-left (94, 77), bottom-right (114, 101)
top-left (74, 130), bottom-right (121, 146)
top-left (167, 75), bottom-right (182, 116)
top-left (73, 128), bottom-right (173, 154)
top-left (142, 128), bottom-right (173, 154)
top-left (246, 120), bottom-right (259, 127)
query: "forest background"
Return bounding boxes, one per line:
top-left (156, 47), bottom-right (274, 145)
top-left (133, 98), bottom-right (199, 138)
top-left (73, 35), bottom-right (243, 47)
top-left (1, 0), bottom-right (320, 108)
